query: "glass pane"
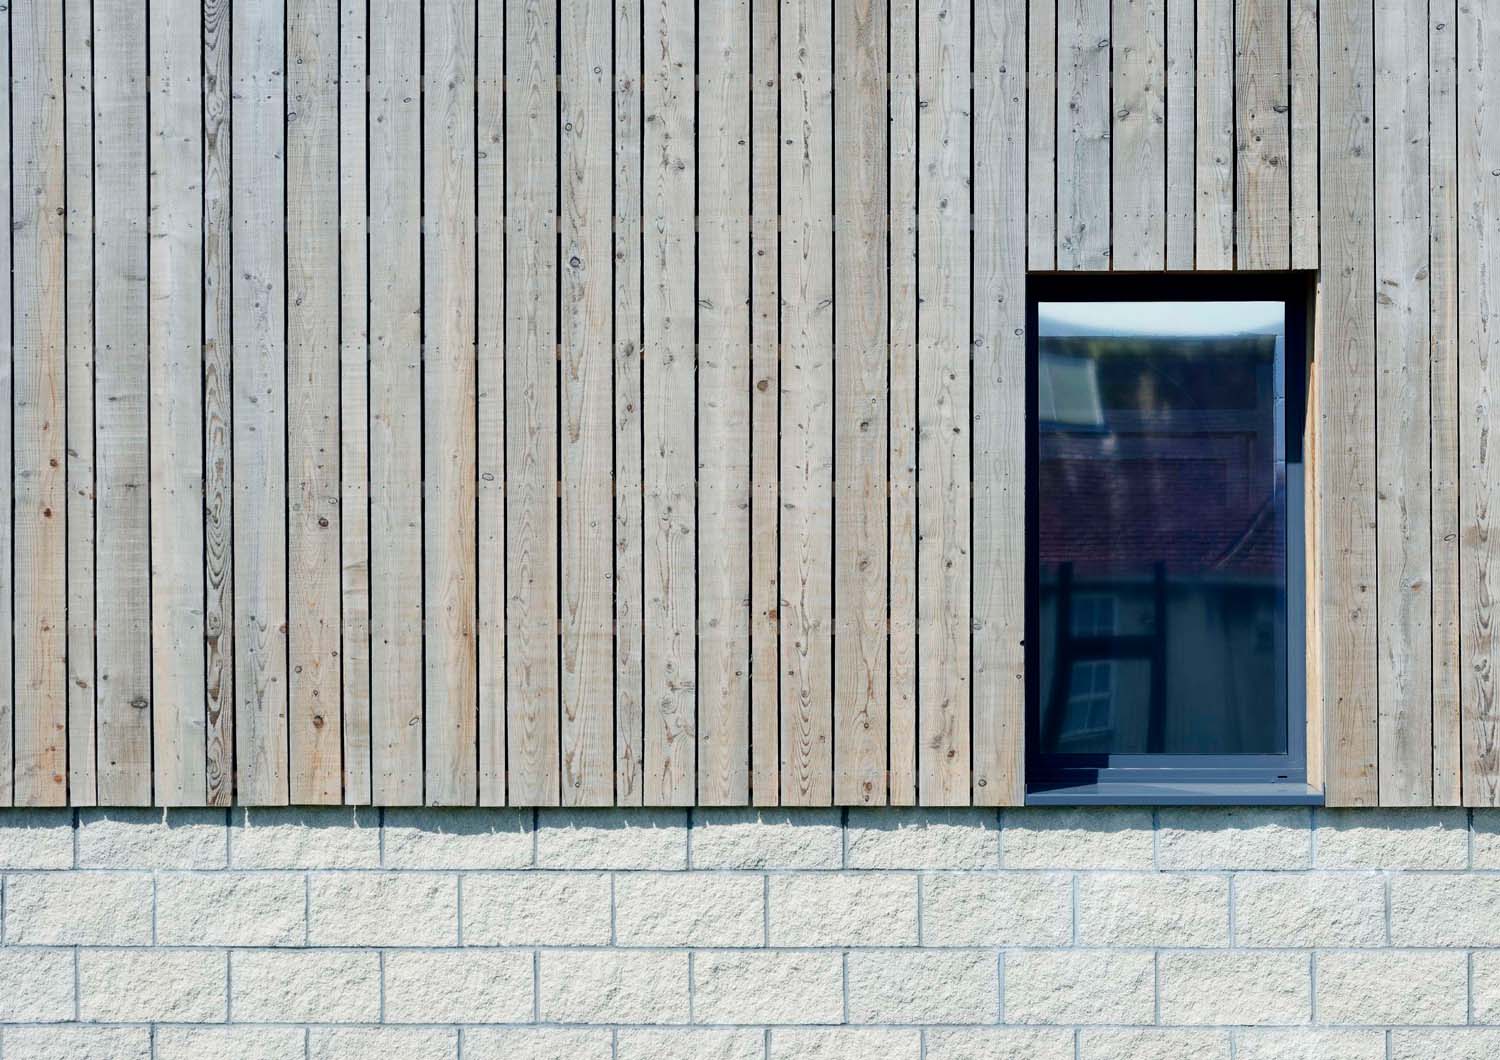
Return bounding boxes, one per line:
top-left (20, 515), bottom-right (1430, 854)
top-left (1036, 300), bottom-right (1288, 756)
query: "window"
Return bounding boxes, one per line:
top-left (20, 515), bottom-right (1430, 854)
top-left (1057, 595), bottom-right (1118, 742)
top-left (1026, 275), bottom-right (1315, 805)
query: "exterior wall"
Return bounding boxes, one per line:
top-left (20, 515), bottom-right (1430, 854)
top-left (3, 808), bottom-right (1500, 1058)
top-left (8, 0), bottom-right (1491, 812)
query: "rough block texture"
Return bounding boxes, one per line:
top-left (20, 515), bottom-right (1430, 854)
top-left (2, 807), bottom-right (1500, 1057)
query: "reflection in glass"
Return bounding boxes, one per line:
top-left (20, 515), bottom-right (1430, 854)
top-left (1037, 301), bottom-right (1287, 756)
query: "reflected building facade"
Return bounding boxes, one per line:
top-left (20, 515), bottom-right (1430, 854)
top-left (1036, 301), bottom-right (1288, 758)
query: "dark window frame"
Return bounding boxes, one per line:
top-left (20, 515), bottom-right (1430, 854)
top-left (1024, 272), bottom-right (1318, 806)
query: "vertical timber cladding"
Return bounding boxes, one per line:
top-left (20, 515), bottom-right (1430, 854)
top-left (2, 0), bottom-right (1493, 807)
top-left (1459, 0), bottom-right (1500, 806)
top-left (11, 0), bottom-right (66, 806)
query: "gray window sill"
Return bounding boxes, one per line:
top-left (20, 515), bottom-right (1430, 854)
top-left (1025, 780), bottom-right (1324, 806)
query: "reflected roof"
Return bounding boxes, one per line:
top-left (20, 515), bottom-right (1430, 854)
top-left (1037, 302), bottom-right (1286, 580)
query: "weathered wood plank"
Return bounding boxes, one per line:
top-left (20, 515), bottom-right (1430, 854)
top-left (233, 0), bottom-right (290, 804)
top-left (1236, 0), bottom-right (1291, 269)
top-left (1027, 0), bottom-right (1057, 270)
top-left (779, 0), bottom-right (833, 806)
top-left (1057, 0), bottom-right (1110, 269)
top-left (1290, 0), bottom-right (1320, 268)
top-left (13, 0), bottom-right (68, 806)
top-left (918, 0), bottom-right (971, 805)
top-left (93, 0), bottom-right (151, 805)
top-left (833, 0), bottom-right (887, 806)
top-left (506, 0), bottom-right (562, 806)
top-left (1164, 0), bottom-right (1194, 269)
top-left (699, 0), bottom-right (752, 806)
top-left (1319, 0), bottom-right (1378, 805)
top-left (1112, 0), bottom-right (1166, 269)
top-left (889, 0), bottom-right (918, 806)
top-left (204, 0), bottom-right (234, 805)
top-left (64, 0), bottom-right (96, 805)
top-left (1430, 0), bottom-right (1462, 805)
top-left (1374, 0), bottom-right (1432, 805)
top-left (613, 0), bottom-right (645, 806)
top-left (150, 0), bottom-right (207, 806)
top-left (643, 0), bottom-right (697, 805)
top-left (1196, 0), bottom-right (1234, 268)
top-left (369, 0), bottom-right (424, 805)
top-left (749, 0), bottom-right (781, 806)
top-left (339, 0), bottom-right (372, 805)
top-left (478, 0), bottom-right (506, 805)
top-left (424, 0), bottom-right (479, 806)
top-left (973, 0), bottom-right (1027, 807)
top-left (0, 1), bottom-right (10, 804)
top-left (1304, 316), bottom-right (1324, 792)
top-left (560, 0), bottom-right (615, 806)
top-left (1459, 0), bottom-right (1500, 806)
top-left (11, 0), bottom-right (67, 804)
top-left (288, 0), bottom-right (343, 804)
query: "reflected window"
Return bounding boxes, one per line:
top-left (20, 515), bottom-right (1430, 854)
top-left (1057, 595), bottom-right (1118, 743)
top-left (1027, 278), bottom-right (1308, 800)
top-left (1059, 660), bottom-right (1115, 739)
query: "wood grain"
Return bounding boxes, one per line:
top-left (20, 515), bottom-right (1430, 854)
top-left (833, 0), bottom-right (887, 806)
top-left (1305, 308), bottom-right (1324, 792)
top-left (1057, 0), bottom-right (1111, 269)
top-left (150, 0), bottom-right (208, 806)
top-left (204, 0), bottom-right (234, 805)
top-left (1374, 0), bottom-right (1433, 805)
top-left (1027, 0), bottom-right (1058, 270)
top-left (506, 0), bottom-right (562, 805)
top-left (779, 0), bottom-right (834, 806)
top-left (233, 0), bottom-right (290, 805)
top-left (339, 0), bottom-right (372, 805)
top-left (918, 0), bottom-right (972, 805)
top-left (64, 0), bottom-right (96, 805)
top-left (369, 0), bottom-right (424, 804)
top-left (1459, 0), bottom-right (1500, 806)
top-left (11, 0), bottom-right (67, 805)
top-left (1290, 0), bottom-right (1320, 268)
top-left (92, 0), bottom-right (152, 805)
top-left (614, 0), bottom-right (646, 806)
top-left (288, 0), bottom-right (343, 804)
top-left (561, 0), bottom-right (616, 806)
top-left (478, 0), bottom-right (507, 805)
top-left (1196, 0), bottom-right (1234, 269)
top-left (1165, 0), bottom-right (1195, 268)
top-left (699, 0), bottom-right (752, 806)
top-left (973, 0), bottom-right (1027, 806)
top-left (423, 0), bottom-right (479, 805)
top-left (889, 0), bottom-right (919, 805)
top-left (644, 0), bottom-right (698, 805)
top-left (1319, 0), bottom-right (1379, 805)
top-left (749, 0), bottom-right (782, 806)
top-left (1429, 0), bottom-right (1462, 805)
top-left (1235, 0), bottom-right (1291, 269)
top-left (1112, 0), bottom-right (1166, 269)
top-left (0, 1), bottom-right (10, 804)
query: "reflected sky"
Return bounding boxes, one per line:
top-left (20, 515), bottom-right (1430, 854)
top-left (1040, 300), bottom-right (1285, 339)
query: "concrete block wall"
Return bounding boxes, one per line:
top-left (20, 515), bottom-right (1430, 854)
top-left (1, 807), bottom-right (1499, 1058)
